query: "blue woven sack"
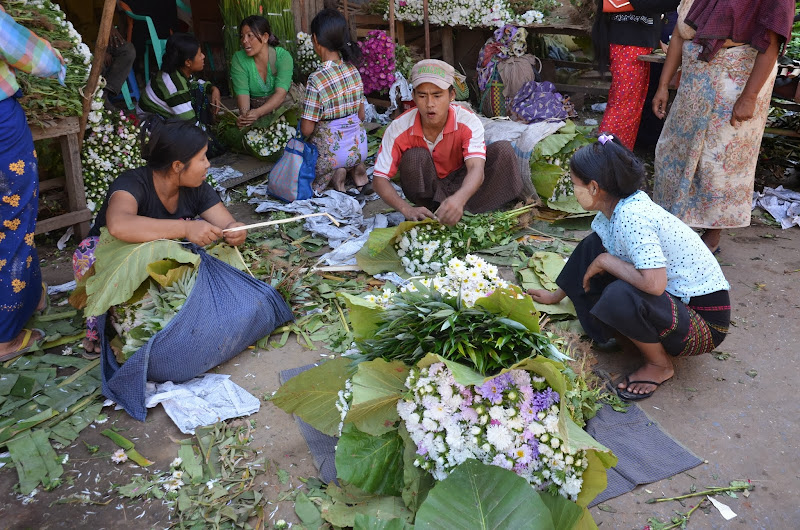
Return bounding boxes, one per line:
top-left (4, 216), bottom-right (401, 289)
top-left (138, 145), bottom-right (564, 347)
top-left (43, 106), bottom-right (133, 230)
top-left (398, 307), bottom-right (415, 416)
top-left (99, 248), bottom-right (294, 420)
top-left (268, 135), bottom-right (318, 202)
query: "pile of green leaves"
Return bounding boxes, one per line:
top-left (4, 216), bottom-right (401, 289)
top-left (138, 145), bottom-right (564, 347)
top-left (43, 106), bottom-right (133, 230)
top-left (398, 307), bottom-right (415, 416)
top-left (117, 421), bottom-right (275, 527)
top-left (356, 204), bottom-right (536, 276)
top-left (1, 354), bottom-right (103, 494)
top-left (5, 0), bottom-right (91, 126)
top-left (530, 121), bottom-right (595, 214)
top-left (351, 285), bottom-right (571, 376)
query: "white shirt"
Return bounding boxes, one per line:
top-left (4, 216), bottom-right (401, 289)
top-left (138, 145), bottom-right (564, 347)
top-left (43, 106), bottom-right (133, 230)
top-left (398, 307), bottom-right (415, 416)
top-left (591, 191), bottom-right (730, 303)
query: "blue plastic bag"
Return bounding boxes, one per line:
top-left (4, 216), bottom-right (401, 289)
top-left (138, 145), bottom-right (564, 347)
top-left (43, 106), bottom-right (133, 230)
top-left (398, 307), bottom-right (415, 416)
top-left (100, 248), bottom-right (294, 421)
top-left (268, 135), bottom-right (318, 202)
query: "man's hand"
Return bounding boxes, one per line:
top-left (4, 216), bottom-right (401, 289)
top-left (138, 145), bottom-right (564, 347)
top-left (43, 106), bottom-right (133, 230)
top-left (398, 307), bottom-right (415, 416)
top-left (403, 205), bottom-right (435, 222)
top-left (223, 221), bottom-right (247, 246)
top-left (582, 253), bottom-right (608, 292)
top-left (435, 195), bottom-right (465, 226)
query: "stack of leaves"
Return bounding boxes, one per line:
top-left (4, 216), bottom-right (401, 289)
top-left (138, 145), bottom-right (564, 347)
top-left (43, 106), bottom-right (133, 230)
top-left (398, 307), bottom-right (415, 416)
top-left (530, 120), bottom-right (596, 214)
top-left (116, 421), bottom-right (277, 527)
top-left (345, 284), bottom-right (570, 375)
top-left (517, 250), bottom-right (577, 318)
top-left (1, 354), bottom-right (104, 494)
top-left (110, 269), bottom-right (197, 364)
top-left (357, 204), bottom-right (536, 276)
top-left (4, 0), bottom-right (92, 126)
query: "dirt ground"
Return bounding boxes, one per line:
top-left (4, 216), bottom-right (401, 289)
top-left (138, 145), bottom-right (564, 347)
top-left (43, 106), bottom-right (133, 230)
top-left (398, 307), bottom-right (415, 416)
top-left (2, 168), bottom-right (799, 528)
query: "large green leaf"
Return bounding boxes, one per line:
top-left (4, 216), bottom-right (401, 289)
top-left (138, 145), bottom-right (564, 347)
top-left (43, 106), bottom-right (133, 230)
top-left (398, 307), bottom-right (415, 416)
top-left (356, 242), bottom-right (407, 276)
top-left (534, 132), bottom-right (574, 158)
top-left (322, 490), bottom-right (412, 528)
top-left (347, 359), bottom-right (409, 436)
top-left (206, 243), bottom-right (251, 273)
top-left (539, 492), bottom-right (585, 530)
top-left (518, 269), bottom-right (576, 317)
top-left (270, 358), bottom-right (352, 436)
top-left (147, 259), bottom-right (193, 288)
top-left (530, 251), bottom-right (566, 291)
top-left (530, 161), bottom-right (567, 200)
top-left (354, 514), bottom-right (413, 530)
top-left (414, 459), bottom-right (553, 529)
top-left (415, 354), bottom-right (485, 387)
top-left (335, 425), bottom-right (404, 496)
top-left (339, 293), bottom-right (385, 341)
top-left (546, 195), bottom-right (590, 215)
top-left (399, 423), bottom-right (434, 512)
top-left (573, 442), bottom-right (617, 508)
top-left (85, 230), bottom-right (199, 316)
top-left (474, 286), bottom-right (540, 333)
top-left (7, 429), bottom-right (63, 494)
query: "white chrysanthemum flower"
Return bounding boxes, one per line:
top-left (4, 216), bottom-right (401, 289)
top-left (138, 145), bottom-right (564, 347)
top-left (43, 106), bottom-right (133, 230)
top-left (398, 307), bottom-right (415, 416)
top-left (111, 449), bottom-right (128, 464)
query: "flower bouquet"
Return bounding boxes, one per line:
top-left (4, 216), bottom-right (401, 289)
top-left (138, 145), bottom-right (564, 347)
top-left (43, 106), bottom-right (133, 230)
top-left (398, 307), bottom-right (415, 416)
top-left (270, 267), bottom-right (616, 527)
top-left (216, 105), bottom-right (299, 162)
top-left (391, 0), bottom-right (557, 29)
top-left (243, 115), bottom-right (296, 161)
top-left (357, 203), bottom-right (536, 276)
top-left (5, 0), bottom-right (92, 126)
top-left (81, 86), bottom-right (144, 209)
top-left (358, 30), bottom-right (396, 95)
top-left (295, 31), bottom-right (321, 76)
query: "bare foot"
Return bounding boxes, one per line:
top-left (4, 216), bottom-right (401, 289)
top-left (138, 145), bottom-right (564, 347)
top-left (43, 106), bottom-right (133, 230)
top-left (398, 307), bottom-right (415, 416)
top-left (618, 362), bottom-right (674, 396)
top-left (350, 164), bottom-right (368, 188)
top-left (82, 337), bottom-right (101, 355)
top-left (701, 228), bottom-right (721, 253)
top-left (331, 168), bottom-right (347, 192)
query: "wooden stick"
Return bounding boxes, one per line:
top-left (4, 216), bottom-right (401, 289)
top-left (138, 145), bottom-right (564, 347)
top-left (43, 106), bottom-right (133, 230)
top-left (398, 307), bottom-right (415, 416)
top-left (222, 212), bottom-right (341, 232)
top-left (215, 99), bottom-right (239, 119)
top-left (79, 0), bottom-right (117, 149)
top-left (389, 0), bottom-right (395, 43)
top-left (423, 0), bottom-right (430, 59)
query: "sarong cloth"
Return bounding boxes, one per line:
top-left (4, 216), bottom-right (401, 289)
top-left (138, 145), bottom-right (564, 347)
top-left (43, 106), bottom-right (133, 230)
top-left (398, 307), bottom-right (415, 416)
top-left (0, 94), bottom-right (41, 342)
top-left (599, 44), bottom-right (651, 150)
top-left (309, 113), bottom-right (367, 193)
top-left (653, 41), bottom-right (776, 228)
top-left (557, 233), bottom-right (730, 356)
top-left (396, 140), bottom-right (522, 214)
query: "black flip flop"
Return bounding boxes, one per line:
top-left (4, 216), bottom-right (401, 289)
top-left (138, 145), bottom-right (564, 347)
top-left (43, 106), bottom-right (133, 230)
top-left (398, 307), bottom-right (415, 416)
top-left (616, 376), bottom-right (672, 401)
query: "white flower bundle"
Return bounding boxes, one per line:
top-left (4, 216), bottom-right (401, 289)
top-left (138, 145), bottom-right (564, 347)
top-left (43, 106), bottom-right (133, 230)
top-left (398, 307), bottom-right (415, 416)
top-left (367, 254), bottom-right (509, 308)
top-left (392, 0), bottom-right (553, 29)
top-left (81, 89), bottom-right (144, 209)
top-left (395, 224), bottom-right (458, 276)
top-left (244, 116), bottom-right (296, 159)
top-left (397, 363), bottom-right (588, 501)
top-left (296, 32), bottom-right (322, 76)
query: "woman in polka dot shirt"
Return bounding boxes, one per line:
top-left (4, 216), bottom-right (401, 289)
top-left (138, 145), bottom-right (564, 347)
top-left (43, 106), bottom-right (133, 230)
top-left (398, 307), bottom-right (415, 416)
top-left (527, 134), bottom-right (731, 400)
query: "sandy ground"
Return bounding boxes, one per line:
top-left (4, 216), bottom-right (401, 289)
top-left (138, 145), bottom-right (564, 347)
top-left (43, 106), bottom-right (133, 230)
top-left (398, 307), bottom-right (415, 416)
top-left (1, 193), bottom-right (798, 529)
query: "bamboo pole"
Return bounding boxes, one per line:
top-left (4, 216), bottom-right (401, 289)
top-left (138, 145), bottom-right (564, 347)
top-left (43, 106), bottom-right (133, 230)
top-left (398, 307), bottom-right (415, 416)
top-left (222, 212), bottom-right (342, 232)
top-left (388, 0), bottom-right (395, 43)
top-left (78, 0), bottom-right (116, 149)
top-left (423, 0), bottom-right (430, 59)
top-left (299, 0), bottom-right (306, 32)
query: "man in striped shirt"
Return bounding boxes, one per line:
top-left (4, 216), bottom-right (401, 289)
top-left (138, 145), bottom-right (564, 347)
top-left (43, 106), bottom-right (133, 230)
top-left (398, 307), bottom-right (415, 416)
top-left (373, 59), bottom-right (522, 226)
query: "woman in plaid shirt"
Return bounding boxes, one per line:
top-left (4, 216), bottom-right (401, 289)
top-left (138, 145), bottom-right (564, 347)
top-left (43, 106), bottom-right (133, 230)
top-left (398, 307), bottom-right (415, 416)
top-left (0, 7), bottom-right (66, 360)
top-left (299, 9), bottom-right (369, 194)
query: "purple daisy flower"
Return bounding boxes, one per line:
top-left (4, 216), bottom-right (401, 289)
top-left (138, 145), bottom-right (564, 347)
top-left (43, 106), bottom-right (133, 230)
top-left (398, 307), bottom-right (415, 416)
top-left (476, 376), bottom-right (508, 404)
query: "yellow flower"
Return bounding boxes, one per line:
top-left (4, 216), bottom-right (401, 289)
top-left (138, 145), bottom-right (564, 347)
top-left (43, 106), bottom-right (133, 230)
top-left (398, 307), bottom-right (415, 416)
top-left (9, 160), bottom-right (25, 175)
top-left (2, 194), bottom-right (20, 207)
top-left (26, 256), bottom-right (32, 267)
top-left (24, 232), bottom-right (34, 246)
top-left (12, 279), bottom-right (26, 293)
top-left (0, 232), bottom-right (5, 242)
top-left (0, 259), bottom-right (6, 270)
top-left (3, 219), bottom-right (20, 231)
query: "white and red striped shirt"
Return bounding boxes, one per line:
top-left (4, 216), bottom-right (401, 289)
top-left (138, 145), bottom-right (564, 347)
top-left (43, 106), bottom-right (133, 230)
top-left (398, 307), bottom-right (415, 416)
top-left (373, 104), bottom-right (486, 180)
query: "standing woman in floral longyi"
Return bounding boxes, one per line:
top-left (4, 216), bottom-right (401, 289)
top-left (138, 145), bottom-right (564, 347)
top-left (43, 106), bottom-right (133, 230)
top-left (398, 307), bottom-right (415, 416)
top-left (652, 0), bottom-right (795, 253)
top-left (0, 6), bottom-right (67, 360)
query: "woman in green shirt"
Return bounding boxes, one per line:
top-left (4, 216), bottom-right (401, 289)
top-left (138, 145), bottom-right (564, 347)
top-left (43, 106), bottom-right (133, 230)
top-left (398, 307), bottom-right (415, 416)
top-left (231, 15), bottom-right (293, 128)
